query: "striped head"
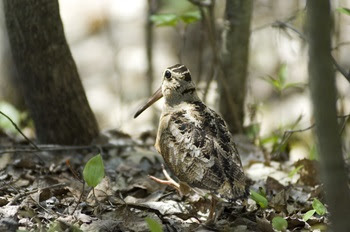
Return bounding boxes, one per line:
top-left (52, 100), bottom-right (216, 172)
top-left (161, 64), bottom-right (197, 104)
top-left (134, 64), bottom-right (199, 118)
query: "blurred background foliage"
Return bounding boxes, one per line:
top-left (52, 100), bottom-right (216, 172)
top-left (0, 0), bottom-right (349, 160)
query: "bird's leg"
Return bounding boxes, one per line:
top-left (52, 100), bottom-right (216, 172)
top-left (149, 164), bottom-right (180, 191)
top-left (208, 194), bottom-right (217, 221)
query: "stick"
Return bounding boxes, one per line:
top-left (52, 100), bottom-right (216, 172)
top-left (0, 143), bottom-right (154, 155)
top-left (0, 110), bottom-right (39, 150)
top-left (7, 183), bottom-right (67, 205)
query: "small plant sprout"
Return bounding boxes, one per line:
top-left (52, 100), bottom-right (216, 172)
top-left (150, 11), bottom-right (201, 27)
top-left (303, 198), bottom-right (327, 221)
top-left (83, 154), bottom-right (105, 188)
top-left (145, 217), bottom-right (163, 232)
top-left (272, 216), bottom-right (288, 231)
top-left (250, 189), bottom-right (268, 209)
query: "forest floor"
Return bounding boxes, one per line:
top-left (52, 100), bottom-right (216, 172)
top-left (0, 130), bottom-right (329, 231)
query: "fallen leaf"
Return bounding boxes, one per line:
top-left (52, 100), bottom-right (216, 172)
top-left (295, 159), bottom-right (320, 186)
top-left (266, 176), bottom-right (285, 194)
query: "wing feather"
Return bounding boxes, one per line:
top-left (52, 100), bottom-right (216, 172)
top-left (158, 101), bottom-right (248, 199)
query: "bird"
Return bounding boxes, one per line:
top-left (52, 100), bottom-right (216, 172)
top-left (134, 64), bottom-right (248, 206)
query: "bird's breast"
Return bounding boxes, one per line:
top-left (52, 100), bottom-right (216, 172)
top-left (154, 112), bottom-right (171, 153)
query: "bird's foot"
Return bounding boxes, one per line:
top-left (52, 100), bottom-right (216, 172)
top-left (149, 164), bottom-right (180, 191)
top-left (205, 194), bottom-right (224, 224)
top-left (148, 175), bottom-right (180, 191)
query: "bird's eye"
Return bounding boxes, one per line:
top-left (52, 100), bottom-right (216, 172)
top-left (164, 70), bottom-right (171, 79)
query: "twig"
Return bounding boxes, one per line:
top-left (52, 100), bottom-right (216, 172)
top-left (65, 158), bottom-right (86, 215)
top-left (272, 20), bottom-right (307, 40)
top-left (195, 6), bottom-right (205, 84)
top-left (7, 183), bottom-right (67, 206)
top-left (34, 197), bottom-right (64, 217)
top-left (66, 159), bottom-right (83, 182)
top-left (202, 2), bottom-right (217, 102)
top-left (274, 113), bottom-right (350, 156)
top-left (202, 65), bottom-right (215, 101)
top-left (0, 143), bottom-right (154, 155)
top-left (188, 0), bottom-right (212, 7)
top-left (271, 20), bottom-right (350, 83)
top-left (332, 41), bottom-right (350, 50)
top-left (0, 179), bottom-right (17, 191)
top-left (279, 123), bottom-right (315, 150)
top-left (339, 114), bottom-right (350, 135)
top-left (71, 181), bottom-right (85, 215)
top-left (179, 25), bottom-right (189, 63)
top-left (253, 13), bottom-right (298, 32)
top-left (0, 110), bottom-right (39, 150)
top-left (283, 124), bottom-right (315, 134)
top-left (338, 113), bottom-right (350, 119)
top-left (330, 55), bottom-right (350, 82)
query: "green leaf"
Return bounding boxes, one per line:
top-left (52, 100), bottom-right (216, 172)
top-left (83, 154), bottom-right (105, 187)
top-left (250, 190), bottom-right (268, 209)
top-left (303, 209), bottom-right (316, 221)
top-left (258, 187), bottom-right (267, 197)
top-left (272, 216), bottom-right (288, 231)
top-left (337, 7), bottom-right (350, 15)
top-left (180, 11), bottom-right (201, 24)
top-left (263, 76), bottom-right (282, 92)
top-left (260, 134), bottom-right (280, 146)
top-left (312, 198), bottom-right (327, 215)
top-left (283, 82), bottom-right (305, 91)
top-left (278, 64), bottom-right (287, 86)
top-left (150, 14), bottom-right (178, 27)
top-left (263, 64), bottom-right (305, 94)
top-left (288, 165), bottom-right (304, 178)
top-left (246, 123), bottom-right (260, 140)
top-left (145, 217), bottom-right (163, 232)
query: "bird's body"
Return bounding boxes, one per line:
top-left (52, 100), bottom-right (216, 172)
top-left (135, 64), bottom-right (248, 201)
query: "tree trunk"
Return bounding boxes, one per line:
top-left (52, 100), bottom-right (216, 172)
top-left (307, 1), bottom-right (350, 231)
top-left (146, 0), bottom-right (159, 127)
top-left (218, 0), bottom-right (253, 134)
top-left (3, 0), bottom-right (99, 145)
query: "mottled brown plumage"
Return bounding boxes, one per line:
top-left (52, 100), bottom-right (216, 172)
top-left (134, 64), bottom-right (248, 200)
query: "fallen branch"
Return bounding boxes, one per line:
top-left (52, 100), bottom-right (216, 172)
top-left (0, 143), bottom-right (155, 155)
top-left (7, 183), bottom-right (67, 206)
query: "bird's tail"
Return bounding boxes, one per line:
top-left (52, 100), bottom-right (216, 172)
top-left (217, 178), bottom-right (249, 201)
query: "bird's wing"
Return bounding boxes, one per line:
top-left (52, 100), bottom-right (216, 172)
top-left (158, 101), bottom-right (247, 199)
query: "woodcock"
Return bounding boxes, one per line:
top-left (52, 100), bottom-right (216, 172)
top-left (134, 64), bottom-right (248, 201)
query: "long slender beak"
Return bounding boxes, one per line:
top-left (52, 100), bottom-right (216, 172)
top-left (134, 86), bottom-right (163, 118)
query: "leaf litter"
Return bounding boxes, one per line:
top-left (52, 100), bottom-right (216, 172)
top-left (0, 130), bottom-right (331, 231)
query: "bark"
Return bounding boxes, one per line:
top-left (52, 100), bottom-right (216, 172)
top-left (218, 0), bottom-right (253, 134)
top-left (0, 26), bottom-right (24, 109)
top-left (307, 1), bottom-right (350, 231)
top-left (4, 0), bottom-right (99, 145)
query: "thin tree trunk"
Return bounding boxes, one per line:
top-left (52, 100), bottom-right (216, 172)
top-left (4, 0), bottom-right (99, 145)
top-left (307, 1), bottom-right (350, 231)
top-left (218, 0), bottom-right (253, 134)
top-left (146, 0), bottom-right (158, 127)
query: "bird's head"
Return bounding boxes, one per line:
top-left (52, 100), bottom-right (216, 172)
top-left (134, 64), bottom-right (198, 118)
top-left (161, 64), bottom-right (197, 102)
